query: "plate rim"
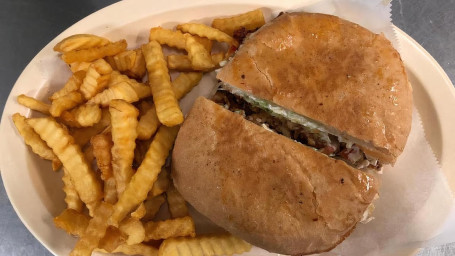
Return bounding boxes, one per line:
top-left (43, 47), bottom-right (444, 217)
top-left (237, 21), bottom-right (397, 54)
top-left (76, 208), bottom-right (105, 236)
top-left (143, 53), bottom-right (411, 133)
top-left (1, 1), bottom-right (454, 255)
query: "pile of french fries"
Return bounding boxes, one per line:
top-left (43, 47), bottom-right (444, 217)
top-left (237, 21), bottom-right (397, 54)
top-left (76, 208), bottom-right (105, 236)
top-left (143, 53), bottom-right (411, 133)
top-left (12, 9), bottom-right (265, 256)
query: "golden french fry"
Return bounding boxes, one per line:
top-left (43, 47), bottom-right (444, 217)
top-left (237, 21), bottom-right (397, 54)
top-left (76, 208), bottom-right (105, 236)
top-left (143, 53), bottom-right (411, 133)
top-left (62, 39), bottom-right (127, 64)
top-left (98, 226), bottom-right (127, 253)
top-left (142, 41), bottom-right (184, 127)
top-left (131, 203), bottom-right (146, 219)
top-left (136, 105), bottom-right (160, 140)
top-left (91, 133), bottom-right (113, 180)
top-left (194, 35), bottom-right (213, 52)
top-left (149, 27), bottom-right (187, 49)
top-left (151, 168), bottom-right (170, 197)
top-left (83, 144), bottom-right (95, 164)
top-left (124, 48), bottom-right (147, 79)
top-left (106, 71), bottom-right (146, 89)
top-left (171, 72), bottom-right (203, 99)
top-left (114, 50), bottom-right (137, 71)
top-left (166, 183), bottom-right (189, 218)
top-left (55, 210), bottom-right (153, 256)
top-left (109, 100), bottom-right (139, 196)
top-left (52, 158), bottom-right (62, 171)
top-left (12, 113), bottom-right (60, 168)
top-left (54, 34), bottom-right (110, 53)
top-left (109, 100), bottom-right (138, 195)
top-left (111, 243), bottom-right (158, 256)
top-left (62, 168), bottom-right (84, 212)
top-left (50, 71), bottom-right (86, 101)
top-left (144, 216), bottom-right (195, 241)
top-left (110, 125), bottom-right (179, 225)
top-left (133, 137), bottom-right (152, 168)
top-left (89, 81), bottom-right (139, 106)
top-left (166, 55), bottom-right (192, 71)
top-left (104, 177), bottom-right (118, 204)
top-left (49, 91), bottom-right (84, 117)
top-left (75, 104), bottom-right (102, 127)
top-left (210, 52), bottom-right (225, 66)
top-left (211, 9), bottom-right (265, 36)
top-left (70, 62), bottom-right (92, 73)
top-left (137, 72), bottom-right (201, 140)
top-left (167, 53), bottom-right (224, 71)
top-left (70, 202), bottom-right (113, 256)
top-left (17, 94), bottom-right (50, 115)
top-left (184, 34), bottom-right (214, 71)
top-left (80, 59), bottom-right (113, 100)
top-left (138, 100), bottom-right (154, 114)
top-left (71, 108), bottom-right (111, 147)
top-left (158, 234), bottom-right (252, 256)
top-left (177, 23), bottom-right (238, 47)
top-left (88, 73), bottom-right (151, 107)
top-left (59, 112), bottom-right (82, 128)
top-left (60, 104), bottom-right (102, 127)
top-left (104, 55), bottom-right (118, 71)
top-left (106, 70), bottom-right (126, 86)
top-left (26, 117), bottom-right (102, 215)
top-left (142, 195), bottom-right (166, 222)
top-left (119, 217), bottom-right (146, 245)
top-left (118, 75), bottom-right (151, 99)
top-left (97, 243), bottom-right (158, 256)
top-left (54, 209), bottom-right (90, 237)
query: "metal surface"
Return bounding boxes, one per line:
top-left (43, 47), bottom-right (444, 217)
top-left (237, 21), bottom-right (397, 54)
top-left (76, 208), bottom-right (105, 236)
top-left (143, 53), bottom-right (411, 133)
top-left (0, 0), bottom-right (453, 255)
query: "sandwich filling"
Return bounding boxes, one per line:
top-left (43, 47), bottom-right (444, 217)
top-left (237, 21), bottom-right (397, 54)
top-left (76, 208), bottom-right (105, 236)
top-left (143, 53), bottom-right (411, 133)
top-left (212, 83), bottom-right (382, 171)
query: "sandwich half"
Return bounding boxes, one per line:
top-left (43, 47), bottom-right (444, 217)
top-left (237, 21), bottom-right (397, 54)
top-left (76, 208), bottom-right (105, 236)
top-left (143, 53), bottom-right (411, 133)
top-left (172, 12), bottom-right (412, 255)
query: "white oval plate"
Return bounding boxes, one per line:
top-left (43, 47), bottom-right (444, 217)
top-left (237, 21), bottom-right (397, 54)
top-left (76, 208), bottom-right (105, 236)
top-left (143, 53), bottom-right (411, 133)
top-left (1, 0), bottom-right (454, 256)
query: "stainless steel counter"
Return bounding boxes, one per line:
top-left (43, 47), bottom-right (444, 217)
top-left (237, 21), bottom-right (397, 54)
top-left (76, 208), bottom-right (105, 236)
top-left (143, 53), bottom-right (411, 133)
top-left (0, 0), bottom-right (453, 255)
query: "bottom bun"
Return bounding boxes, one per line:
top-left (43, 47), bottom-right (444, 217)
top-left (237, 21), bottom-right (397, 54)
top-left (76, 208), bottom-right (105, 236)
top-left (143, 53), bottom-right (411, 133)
top-left (172, 97), bottom-right (380, 255)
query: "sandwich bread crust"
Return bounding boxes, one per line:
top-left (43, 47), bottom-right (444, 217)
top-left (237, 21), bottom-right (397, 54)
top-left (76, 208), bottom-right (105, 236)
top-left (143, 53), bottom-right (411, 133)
top-left (172, 97), bottom-right (379, 255)
top-left (217, 12), bottom-right (413, 163)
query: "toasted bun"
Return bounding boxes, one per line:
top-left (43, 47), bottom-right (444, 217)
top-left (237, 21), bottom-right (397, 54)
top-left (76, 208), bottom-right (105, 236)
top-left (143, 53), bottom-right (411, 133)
top-left (217, 12), bottom-right (413, 164)
top-left (172, 97), bottom-right (379, 255)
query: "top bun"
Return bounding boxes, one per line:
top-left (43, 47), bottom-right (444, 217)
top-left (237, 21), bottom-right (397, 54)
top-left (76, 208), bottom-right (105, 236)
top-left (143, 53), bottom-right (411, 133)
top-left (217, 12), bottom-right (413, 164)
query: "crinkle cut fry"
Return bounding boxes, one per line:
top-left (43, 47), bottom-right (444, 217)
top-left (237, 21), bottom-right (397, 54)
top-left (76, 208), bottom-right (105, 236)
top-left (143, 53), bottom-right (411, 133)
top-left (109, 99), bottom-right (139, 196)
top-left (17, 94), bottom-right (50, 115)
top-left (177, 23), bottom-right (239, 47)
top-left (54, 34), bottom-right (110, 53)
top-left (26, 117), bottom-right (102, 216)
top-left (166, 183), bottom-right (189, 218)
top-left (144, 216), bottom-right (195, 241)
top-left (62, 168), bottom-right (84, 212)
top-left (142, 41), bottom-right (183, 127)
top-left (12, 113), bottom-right (61, 169)
top-left (137, 72), bottom-right (202, 140)
top-left (110, 125), bottom-right (179, 225)
top-left (158, 234), bottom-right (252, 256)
top-left (211, 8), bottom-right (265, 36)
top-left (53, 209), bottom-right (90, 237)
top-left (50, 70), bottom-right (86, 101)
top-left (70, 202), bottom-right (113, 256)
top-left (62, 39), bottom-right (127, 63)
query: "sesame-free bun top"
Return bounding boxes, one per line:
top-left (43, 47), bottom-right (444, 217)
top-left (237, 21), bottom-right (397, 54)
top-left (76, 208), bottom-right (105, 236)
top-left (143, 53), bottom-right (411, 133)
top-left (217, 12), bottom-right (413, 164)
top-left (172, 97), bottom-right (379, 255)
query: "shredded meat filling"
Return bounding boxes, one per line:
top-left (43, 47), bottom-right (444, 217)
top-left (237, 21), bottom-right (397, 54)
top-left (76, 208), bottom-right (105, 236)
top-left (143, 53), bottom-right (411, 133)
top-left (212, 89), bottom-right (382, 171)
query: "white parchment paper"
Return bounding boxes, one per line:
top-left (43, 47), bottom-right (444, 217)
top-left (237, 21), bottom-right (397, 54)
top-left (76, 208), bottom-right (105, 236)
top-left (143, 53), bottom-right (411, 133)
top-left (326, 108), bottom-right (453, 256)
